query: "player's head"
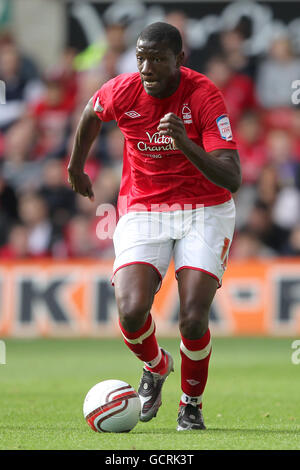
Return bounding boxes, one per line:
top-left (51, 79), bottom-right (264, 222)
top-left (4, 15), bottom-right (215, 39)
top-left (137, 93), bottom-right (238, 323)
top-left (136, 22), bottom-right (184, 98)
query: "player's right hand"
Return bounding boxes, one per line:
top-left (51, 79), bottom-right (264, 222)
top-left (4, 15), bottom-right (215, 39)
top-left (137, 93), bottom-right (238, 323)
top-left (67, 169), bottom-right (95, 201)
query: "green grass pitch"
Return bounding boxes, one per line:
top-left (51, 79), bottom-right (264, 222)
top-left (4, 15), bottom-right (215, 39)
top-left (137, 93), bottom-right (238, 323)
top-left (0, 336), bottom-right (299, 450)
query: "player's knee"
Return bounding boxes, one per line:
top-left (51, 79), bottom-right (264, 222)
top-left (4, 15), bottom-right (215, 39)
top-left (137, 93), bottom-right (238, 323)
top-left (117, 294), bottom-right (151, 332)
top-left (179, 304), bottom-right (209, 339)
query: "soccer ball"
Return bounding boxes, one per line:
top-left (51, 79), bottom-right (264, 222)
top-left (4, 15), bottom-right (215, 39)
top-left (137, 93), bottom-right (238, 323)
top-left (83, 379), bottom-right (141, 433)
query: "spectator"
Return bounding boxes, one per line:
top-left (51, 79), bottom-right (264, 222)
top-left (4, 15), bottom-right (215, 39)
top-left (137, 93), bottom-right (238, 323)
top-left (205, 55), bottom-right (257, 131)
top-left (235, 110), bottom-right (267, 184)
top-left (0, 171), bottom-right (18, 245)
top-left (0, 41), bottom-right (44, 131)
top-left (74, 23), bottom-right (127, 76)
top-left (0, 31), bottom-right (40, 81)
top-left (256, 35), bottom-right (300, 109)
top-left (265, 128), bottom-right (299, 188)
top-left (255, 164), bottom-right (279, 208)
top-left (164, 11), bottom-right (190, 65)
top-left (218, 27), bottom-right (256, 77)
top-left (64, 213), bottom-right (114, 259)
top-left (18, 192), bottom-right (54, 257)
top-left (284, 225), bottom-right (300, 256)
top-left (244, 202), bottom-right (290, 254)
top-left (0, 223), bottom-right (30, 259)
top-left (46, 47), bottom-right (79, 111)
top-left (29, 76), bottom-right (75, 159)
top-left (272, 186), bottom-right (300, 232)
top-left (63, 214), bottom-right (99, 258)
top-left (100, 23), bottom-right (128, 79)
top-left (1, 119), bottom-right (43, 193)
top-left (38, 158), bottom-right (76, 231)
top-left (231, 227), bottom-right (276, 260)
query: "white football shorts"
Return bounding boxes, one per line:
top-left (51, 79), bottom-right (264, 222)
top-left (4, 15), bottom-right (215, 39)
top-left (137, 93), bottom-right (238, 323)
top-left (112, 199), bottom-right (236, 291)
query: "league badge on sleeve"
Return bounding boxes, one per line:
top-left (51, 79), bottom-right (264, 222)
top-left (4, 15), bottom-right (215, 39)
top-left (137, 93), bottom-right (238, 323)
top-left (216, 114), bottom-right (233, 141)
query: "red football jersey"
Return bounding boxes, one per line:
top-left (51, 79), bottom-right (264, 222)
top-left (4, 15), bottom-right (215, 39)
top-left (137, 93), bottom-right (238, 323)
top-left (92, 66), bottom-right (237, 214)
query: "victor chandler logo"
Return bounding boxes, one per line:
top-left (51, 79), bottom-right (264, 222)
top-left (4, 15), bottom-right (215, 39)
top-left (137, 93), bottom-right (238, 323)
top-left (137, 131), bottom-right (176, 152)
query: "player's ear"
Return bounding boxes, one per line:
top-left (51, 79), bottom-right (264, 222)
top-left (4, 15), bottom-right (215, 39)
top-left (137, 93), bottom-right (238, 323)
top-left (176, 51), bottom-right (184, 68)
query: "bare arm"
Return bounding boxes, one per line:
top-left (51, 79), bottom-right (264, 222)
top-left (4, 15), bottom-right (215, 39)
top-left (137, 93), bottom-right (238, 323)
top-left (157, 113), bottom-right (242, 193)
top-left (67, 98), bottom-right (102, 200)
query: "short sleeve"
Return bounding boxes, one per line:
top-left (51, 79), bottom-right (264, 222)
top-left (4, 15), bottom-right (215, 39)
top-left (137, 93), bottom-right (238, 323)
top-left (92, 79), bottom-right (116, 122)
top-left (195, 84), bottom-right (237, 153)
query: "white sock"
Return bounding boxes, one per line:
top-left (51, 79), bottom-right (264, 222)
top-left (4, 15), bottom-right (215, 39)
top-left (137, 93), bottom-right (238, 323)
top-left (180, 393), bottom-right (202, 407)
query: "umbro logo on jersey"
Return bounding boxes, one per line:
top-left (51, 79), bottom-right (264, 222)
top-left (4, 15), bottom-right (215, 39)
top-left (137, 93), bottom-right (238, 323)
top-left (125, 110), bottom-right (141, 118)
top-left (94, 97), bottom-right (104, 112)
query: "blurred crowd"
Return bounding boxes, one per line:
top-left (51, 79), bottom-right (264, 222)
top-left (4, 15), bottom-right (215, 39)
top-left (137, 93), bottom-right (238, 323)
top-left (0, 9), bottom-right (300, 261)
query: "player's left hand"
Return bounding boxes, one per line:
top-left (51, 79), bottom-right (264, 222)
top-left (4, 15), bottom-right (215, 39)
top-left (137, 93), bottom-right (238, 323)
top-left (157, 113), bottom-right (189, 150)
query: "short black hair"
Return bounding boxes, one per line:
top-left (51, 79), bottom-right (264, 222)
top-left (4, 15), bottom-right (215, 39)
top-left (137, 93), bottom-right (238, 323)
top-left (138, 22), bottom-right (182, 55)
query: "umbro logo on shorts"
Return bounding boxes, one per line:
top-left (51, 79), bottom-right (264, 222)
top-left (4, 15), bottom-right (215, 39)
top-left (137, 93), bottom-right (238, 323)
top-left (125, 110), bottom-right (141, 118)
